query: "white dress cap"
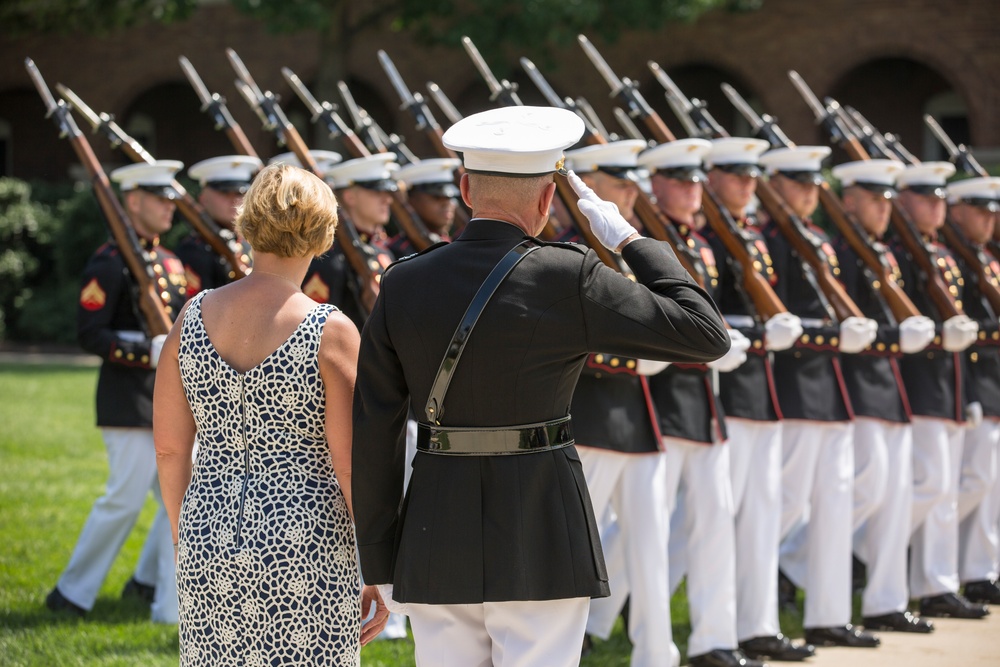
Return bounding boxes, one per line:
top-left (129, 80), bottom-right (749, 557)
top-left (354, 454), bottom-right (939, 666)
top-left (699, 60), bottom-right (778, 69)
top-left (946, 176), bottom-right (1000, 211)
top-left (759, 146), bottom-right (831, 175)
top-left (895, 162), bottom-right (956, 189)
top-left (267, 149), bottom-right (344, 174)
top-left (442, 106), bottom-right (585, 175)
top-left (565, 140), bottom-right (648, 182)
top-left (324, 154), bottom-right (400, 191)
top-left (832, 160), bottom-right (905, 198)
top-left (638, 138), bottom-right (712, 182)
top-left (187, 155), bottom-right (264, 193)
top-left (705, 137), bottom-right (770, 177)
top-left (397, 158), bottom-right (462, 198)
top-left (110, 160), bottom-right (184, 199)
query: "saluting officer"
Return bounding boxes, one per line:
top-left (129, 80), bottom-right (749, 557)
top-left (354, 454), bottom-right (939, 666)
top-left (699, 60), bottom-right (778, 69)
top-left (830, 160), bottom-right (936, 633)
top-left (759, 147), bottom-right (881, 649)
top-left (46, 160), bottom-right (188, 624)
top-left (892, 162), bottom-right (988, 620)
top-left (389, 158), bottom-right (461, 257)
top-left (302, 153), bottom-right (399, 330)
top-left (175, 155), bottom-right (261, 295)
top-left (945, 177), bottom-right (1000, 606)
top-left (351, 106), bottom-right (730, 667)
top-left (559, 139), bottom-right (681, 667)
top-left (700, 138), bottom-right (814, 661)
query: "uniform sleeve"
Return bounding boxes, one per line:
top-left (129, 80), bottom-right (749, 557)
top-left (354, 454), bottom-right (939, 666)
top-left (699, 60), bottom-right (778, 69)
top-left (351, 290), bottom-right (411, 584)
top-left (580, 238), bottom-right (730, 363)
top-left (77, 251), bottom-right (154, 368)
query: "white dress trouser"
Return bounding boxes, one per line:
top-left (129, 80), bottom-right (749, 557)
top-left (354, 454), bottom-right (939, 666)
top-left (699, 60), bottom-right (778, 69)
top-left (778, 420), bottom-right (854, 629)
top-left (579, 447), bottom-right (675, 667)
top-left (57, 428), bottom-right (178, 621)
top-left (851, 418), bottom-right (913, 616)
top-left (728, 419), bottom-right (783, 641)
top-left (909, 417), bottom-right (964, 597)
top-left (661, 438), bottom-right (738, 658)
top-left (959, 419), bottom-right (1000, 583)
top-left (407, 597), bottom-right (589, 667)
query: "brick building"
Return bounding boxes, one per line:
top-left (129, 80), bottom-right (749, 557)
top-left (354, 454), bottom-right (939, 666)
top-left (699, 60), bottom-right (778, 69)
top-left (2, 0), bottom-right (997, 182)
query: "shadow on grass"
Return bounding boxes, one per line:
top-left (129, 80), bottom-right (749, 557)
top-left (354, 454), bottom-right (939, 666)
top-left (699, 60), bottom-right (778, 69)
top-left (0, 595), bottom-right (167, 632)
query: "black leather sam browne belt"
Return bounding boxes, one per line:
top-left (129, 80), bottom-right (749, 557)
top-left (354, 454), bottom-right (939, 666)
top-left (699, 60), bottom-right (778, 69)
top-left (417, 238), bottom-right (575, 456)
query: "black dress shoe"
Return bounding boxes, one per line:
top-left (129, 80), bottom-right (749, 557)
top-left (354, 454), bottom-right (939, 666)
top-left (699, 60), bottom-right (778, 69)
top-left (45, 587), bottom-right (85, 617)
top-left (862, 610), bottom-right (934, 633)
top-left (778, 569), bottom-right (798, 613)
top-left (964, 579), bottom-right (1000, 605)
top-left (688, 648), bottom-right (766, 667)
top-left (740, 634), bottom-right (815, 661)
top-left (121, 576), bottom-right (156, 604)
top-left (920, 592), bottom-right (990, 619)
top-left (804, 624), bottom-right (880, 648)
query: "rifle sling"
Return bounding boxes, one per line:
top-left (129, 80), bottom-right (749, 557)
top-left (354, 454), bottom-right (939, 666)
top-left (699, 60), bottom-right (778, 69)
top-left (424, 239), bottom-right (542, 424)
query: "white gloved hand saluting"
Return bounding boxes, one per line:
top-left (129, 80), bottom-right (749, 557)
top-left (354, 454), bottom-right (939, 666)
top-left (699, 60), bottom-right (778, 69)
top-left (839, 317), bottom-right (879, 354)
top-left (150, 334), bottom-right (168, 369)
top-left (764, 312), bottom-right (803, 351)
top-left (708, 328), bottom-right (752, 372)
top-left (899, 315), bottom-right (936, 354)
top-left (943, 314), bottom-right (979, 352)
top-left (567, 170), bottom-right (637, 251)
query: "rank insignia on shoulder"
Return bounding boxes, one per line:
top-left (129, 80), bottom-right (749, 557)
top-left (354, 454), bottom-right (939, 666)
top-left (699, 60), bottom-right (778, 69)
top-left (538, 239), bottom-right (587, 254)
top-left (303, 274), bottom-right (330, 303)
top-left (80, 277), bottom-right (107, 311)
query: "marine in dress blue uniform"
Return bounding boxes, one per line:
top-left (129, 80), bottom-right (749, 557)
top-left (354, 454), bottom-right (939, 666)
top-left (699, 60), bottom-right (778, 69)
top-left (47, 161), bottom-right (188, 623)
top-left (388, 158), bottom-right (460, 258)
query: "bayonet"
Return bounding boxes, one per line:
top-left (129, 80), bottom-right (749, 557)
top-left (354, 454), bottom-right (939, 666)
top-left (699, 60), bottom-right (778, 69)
top-left (575, 97), bottom-right (613, 142)
top-left (226, 48), bottom-right (264, 101)
top-left (665, 92), bottom-right (701, 138)
top-left (281, 67), bottom-right (355, 144)
top-left (178, 56), bottom-right (213, 107)
top-left (282, 67), bottom-right (325, 121)
top-left (461, 36), bottom-right (522, 106)
top-left (366, 109), bottom-right (419, 165)
top-left (56, 84), bottom-right (156, 162)
top-left (179, 55), bottom-right (258, 158)
top-left (235, 80), bottom-right (272, 130)
top-left (25, 58), bottom-right (60, 119)
top-left (720, 83), bottom-right (793, 149)
top-left (578, 34), bottom-right (663, 129)
top-left (787, 70), bottom-right (857, 150)
top-left (337, 80), bottom-right (386, 152)
top-left (613, 107), bottom-right (647, 143)
top-left (834, 102), bottom-right (893, 160)
top-left (378, 50), bottom-right (442, 135)
top-left (846, 105), bottom-right (918, 165)
top-left (924, 114), bottom-right (987, 177)
top-left (519, 57), bottom-right (564, 109)
top-left (426, 82), bottom-right (463, 125)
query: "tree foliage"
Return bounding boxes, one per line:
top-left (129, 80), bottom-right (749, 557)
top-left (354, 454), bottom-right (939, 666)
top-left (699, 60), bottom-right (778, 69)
top-left (1, 0), bottom-right (197, 36)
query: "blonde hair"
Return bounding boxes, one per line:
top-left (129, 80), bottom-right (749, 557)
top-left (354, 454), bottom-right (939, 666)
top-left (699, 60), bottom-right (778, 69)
top-left (235, 164), bottom-right (338, 257)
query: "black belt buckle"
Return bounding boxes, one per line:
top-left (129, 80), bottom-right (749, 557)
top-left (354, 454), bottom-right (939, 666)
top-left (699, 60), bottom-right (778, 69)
top-left (416, 416), bottom-right (574, 455)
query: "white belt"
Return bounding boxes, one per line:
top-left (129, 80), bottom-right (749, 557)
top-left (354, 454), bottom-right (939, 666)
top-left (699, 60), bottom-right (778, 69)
top-left (723, 315), bottom-right (756, 329)
top-left (116, 330), bottom-right (145, 343)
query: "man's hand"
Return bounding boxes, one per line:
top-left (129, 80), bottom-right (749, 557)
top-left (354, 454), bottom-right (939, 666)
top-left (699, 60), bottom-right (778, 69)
top-left (708, 329), bottom-right (751, 372)
top-left (567, 170), bottom-right (637, 251)
top-left (361, 584), bottom-right (390, 646)
top-left (764, 313), bottom-right (803, 351)
top-left (899, 316), bottom-right (936, 354)
top-left (943, 315), bottom-right (979, 352)
top-left (839, 317), bottom-right (879, 354)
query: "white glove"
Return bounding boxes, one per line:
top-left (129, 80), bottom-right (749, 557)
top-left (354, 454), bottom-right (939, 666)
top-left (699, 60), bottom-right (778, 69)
top-left (899, 316), bottom-right (936, 354)
top-left (839, 317), bottom-right (879, 354)
top-left (150, 334), bottom-right (167, 369)
top-left (708, 329), bottom-right (751, 372)
top-left (636, 359), bottom-right (671, 376)
top-left (376, 583), bottom-right (410, 615)
top-left (567, 170), bottom-right (636, 251)
top-left (966, 402), bottom-right (984, 428)
top-left (943, 315), bottom-right (979, 352)
top-left (764, 312), bottom-right (803, 351)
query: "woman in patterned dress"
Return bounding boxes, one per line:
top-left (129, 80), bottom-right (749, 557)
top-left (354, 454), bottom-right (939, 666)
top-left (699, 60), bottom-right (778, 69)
top-left (154, 164), bottom-right (388, 665)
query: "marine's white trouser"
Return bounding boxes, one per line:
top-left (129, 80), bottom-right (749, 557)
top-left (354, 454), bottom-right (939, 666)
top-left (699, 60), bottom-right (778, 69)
top-left (959, 419), bottom-right (1000, 583)
top-left (727, 419), bottom-right (783, 641)
top-left (909, 417), bottom-right (964, 597)
top-left (407, 597), bottom-right (589, 667)
top-left (57, 428), bottom-right (178, 622)
top-left (851, 418), bottom-right (913, 616)
top-left (579, 447), bottom-right (675, 667)
top-left (778, 420), bottom-right (854, 628)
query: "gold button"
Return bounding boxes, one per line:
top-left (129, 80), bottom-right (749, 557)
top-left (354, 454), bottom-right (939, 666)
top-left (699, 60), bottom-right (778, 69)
top-left (934, 336), bottom-right (941, 345)
top-left (753, 261), bottom-right (763, 271)
top-left (114, 349), bottom-right (123, 358)
top-left (937, 258), bottom-right (947, 267)
top-left (993, 332), bottom-right (999, 340)
top-left (153, 265), bottom-right (163, 275)
top-left (956, 300), bottom-right (963, 310)
top-left (928, 352), bottom-right (935, 358)
top-left (800, 334), bottom-right (810, 344)
top-left (595, 354), bottom-right (604, 364)
top-left (890, 343), bottom-right (899, 353)
top-left (815, 335), bottom-right (824, 345)
top-left (149, 251), bottom-right (157, 260)
top-left (971, 352), bottom-right (979, 362)
top-left (944, 271), bottom-right (953, 280)
top-left (158, 277), bottom-right (167, 288)
top-left (626, 360), bottom-right (636, 370)
top-left (753, 340), bottom-right (763, 349)
top-left (594, 372), bottom-right (602, 379)
top-left (687, 239), bottom-right (696, 248)
top-left (833, 267), bottom-right (840, 276)
top-left (980, 331), bottom-right (987, 340)
top-left (141, 355), bottom-right (149, 364)
top-left (872, 280), bottom-right (881, 289)
top-left (161, 291), bottom-right (171, 301)
top-left (831, 337), bottom-right (838, 346)
top-left (165, 306), bottom-right (173, 314)
top-left (610, 358), bottom-right (620, 367)
top-left (794, 351), bottom-right (801, 358)
top-left (949, 286), bottom-right (959, 296)
top-left (876, 343), bottom-right (886, 351)
top-left (126, 352), bottom-right (135, 361)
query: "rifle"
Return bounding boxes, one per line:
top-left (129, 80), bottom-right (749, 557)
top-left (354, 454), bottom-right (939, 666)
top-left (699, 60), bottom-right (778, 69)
top-left (57, 84), bottom-right (250, 281)
top-left (652, 65), bottom-right (863, 321)
top-left (226, 49), bottom-right (381, 311)
top-left (788, 71), bottom-right (961, 320)
top-left (179, 55), bottom-right (259, 159)
top-left (848, 109), bottom-right (1000, 316)
top-left (578, 37), bottom-right (787, 320)
top-left (426, 82), bottom-right (464, 126)
top-left (26, 59), bottom-right (172, 337)
top-left (520, 57), bottom-right (706, 286)
top-left (722, 83), bottom-right (921, 323)
top-left (460, 37), bottom-right (629, 271)
top-left (925, 114), bottom-right (990, 178)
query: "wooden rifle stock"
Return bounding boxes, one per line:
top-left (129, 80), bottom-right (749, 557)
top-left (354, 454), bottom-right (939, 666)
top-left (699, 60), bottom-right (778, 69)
top-left (553, 174), bottom-right (635, 278)
top-left (224, 124), bottom-right (258, 159)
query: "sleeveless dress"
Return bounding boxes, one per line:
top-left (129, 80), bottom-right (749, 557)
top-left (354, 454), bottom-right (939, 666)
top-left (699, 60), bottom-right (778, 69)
top-left (176, 291), bottom-right (360, 667)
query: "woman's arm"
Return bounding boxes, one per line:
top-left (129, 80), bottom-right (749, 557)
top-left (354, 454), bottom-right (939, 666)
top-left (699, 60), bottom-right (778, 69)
top-left (319, 311), bottom-right (362, 519)
top-left (152, 301), bottom-right (196, 551)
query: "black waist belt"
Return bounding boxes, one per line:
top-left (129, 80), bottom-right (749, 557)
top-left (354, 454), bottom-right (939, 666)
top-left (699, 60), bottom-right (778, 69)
top-left (416, 416), bottom-right (574, 456)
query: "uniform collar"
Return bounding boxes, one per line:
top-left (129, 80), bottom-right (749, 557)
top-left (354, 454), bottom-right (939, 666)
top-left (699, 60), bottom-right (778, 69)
top-left (456, 218), bottom-right (534, 242)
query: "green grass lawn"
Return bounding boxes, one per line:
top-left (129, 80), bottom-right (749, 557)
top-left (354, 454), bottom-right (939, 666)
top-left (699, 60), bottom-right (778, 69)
top-left (0, 361), bottom-right (814, 666)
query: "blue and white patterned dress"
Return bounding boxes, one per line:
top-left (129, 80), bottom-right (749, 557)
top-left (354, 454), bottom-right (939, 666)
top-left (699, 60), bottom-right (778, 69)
top-left (176, 291), bottom-right (360, 666)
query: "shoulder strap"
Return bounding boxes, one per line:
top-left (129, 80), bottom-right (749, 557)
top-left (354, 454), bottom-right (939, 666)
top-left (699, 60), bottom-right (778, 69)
top-left (425, 239), bottom-right (542, 424)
